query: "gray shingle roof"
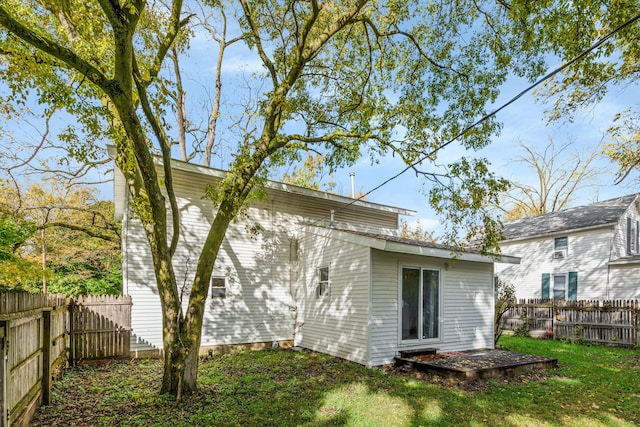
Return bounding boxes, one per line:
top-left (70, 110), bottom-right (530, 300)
top-left (502, 194), bottom-right (639, 241)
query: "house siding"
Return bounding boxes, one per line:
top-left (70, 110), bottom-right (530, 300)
top-left (123, 166), bottom-right (400, 351)
top-left (369, 250), bottom-right (494, 366)
top-left (608, 264), bottom-right (640, 299)
top-left (297, 228), bottom-right (371, 365)
top-left (496, 227), bottom-right (613, 300)
top-left (612, 202), bottom-right (640, 259)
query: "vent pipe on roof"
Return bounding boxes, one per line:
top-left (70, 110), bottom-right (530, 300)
top-left (330, 209), bottom-right (335, 228)
top-left (349, 172), bottom-right (355, 198)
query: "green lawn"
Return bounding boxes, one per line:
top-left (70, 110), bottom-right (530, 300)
top-left (31, 336), bottom-right (640, 426)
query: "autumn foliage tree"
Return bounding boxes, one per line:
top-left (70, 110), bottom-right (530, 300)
top-left (0, 178), bottom-right (121, 295)
top-left (1, 0), bottom-right (535, 396)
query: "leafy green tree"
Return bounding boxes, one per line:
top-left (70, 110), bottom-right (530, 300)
top-left (500, 1), bottom-right (640, 183)
top-left (0, 179), bottom-right (121, 294)
top-left (494, 278), bottom-right (516, 346)
top-left (0, 212), bottom-right (42, 289)
top-left (1, 0), bottom-right (521, 396)
top-left (281, 154), bottom-right (336, 192)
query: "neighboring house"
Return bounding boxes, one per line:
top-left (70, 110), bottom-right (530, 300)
top-left (113, 154), bottom-right (518, 366)
top-left (495, 194), bottom-right (640, 301)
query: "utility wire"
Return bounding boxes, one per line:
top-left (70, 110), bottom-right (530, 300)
top-left (327, 11), bottom-right (640, 219)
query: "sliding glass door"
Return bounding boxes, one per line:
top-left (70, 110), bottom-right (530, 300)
top-left (401, 267), bottom-right (440, 341)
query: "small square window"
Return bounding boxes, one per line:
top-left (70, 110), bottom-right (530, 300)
top-left (554, 237), bottom-right (568, 250)
top-left (553, 236), bottom-right (568, 259)
top-left (316, 266), bottom-right (330, 298)
top-left (211, 277), bottom-right (226, 298)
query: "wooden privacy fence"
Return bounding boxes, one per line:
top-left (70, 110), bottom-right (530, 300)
top-left (0, 293), bottom-right (67, 427)
top-left (68, 295), bottom-right (132, 365)
top-left (0, 292), bottom-right (132, 427)
top-left (502, 299), bottom-right (640, 347)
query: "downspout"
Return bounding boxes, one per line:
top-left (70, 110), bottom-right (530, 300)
top-left (289, 236), bottom-right (299, 344)
top-left (122, 188), bottom-right (130, 296)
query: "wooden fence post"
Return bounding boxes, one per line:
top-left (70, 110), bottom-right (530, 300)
top-left (633, 301), bottom-right (640, 347)
top-left (0, 321), bottom-right (7, 427)
top-left (41, 309), bottom-right (51, 406)
top-left (68, 300), bottom-right (75, 367)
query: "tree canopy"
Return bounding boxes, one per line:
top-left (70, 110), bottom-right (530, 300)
top-left (502, 1), bottom-right (640, 182)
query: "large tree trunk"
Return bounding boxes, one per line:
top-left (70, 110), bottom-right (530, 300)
top-left (159, 200), bottom-right (236, 395)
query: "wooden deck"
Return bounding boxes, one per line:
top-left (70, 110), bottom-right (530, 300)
top-left (394, 349), bottom-right (557, 380)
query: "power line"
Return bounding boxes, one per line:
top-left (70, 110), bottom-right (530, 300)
top-left (329, 11), bottom-right (640, 218)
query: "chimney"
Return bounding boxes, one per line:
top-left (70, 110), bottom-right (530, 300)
top-left (349, 172), bottom-right (355, 198)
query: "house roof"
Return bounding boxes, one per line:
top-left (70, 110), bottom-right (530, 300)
top-left (108, 145), bottom-right (416, 218)
top-left (326, 227), bottom-right (520, 264)
top-left (502, 193), bottom-right (639, 241)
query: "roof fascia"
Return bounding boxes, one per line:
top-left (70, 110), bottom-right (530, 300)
top-left (159, 153), bottom-right (416, 216)
top-left (307, 226), bottom-right (519, 264)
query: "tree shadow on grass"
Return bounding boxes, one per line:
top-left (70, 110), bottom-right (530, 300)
top-left (31, 341), bottom-right (640, 427)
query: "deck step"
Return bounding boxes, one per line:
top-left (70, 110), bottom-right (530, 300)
top-left (398, 348), bottom-right (438, 358)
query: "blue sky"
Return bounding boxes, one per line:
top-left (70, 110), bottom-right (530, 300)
top-left (322, 76), bottom-right (639, 234)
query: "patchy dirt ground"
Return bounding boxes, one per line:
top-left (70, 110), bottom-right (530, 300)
top-left (384, 361), bottom-right (555, 393)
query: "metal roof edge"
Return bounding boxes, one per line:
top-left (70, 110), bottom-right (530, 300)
top-left (306, 225), bottom-right (519, 264)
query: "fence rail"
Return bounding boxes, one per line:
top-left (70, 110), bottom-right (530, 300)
top-left (0, 292), bottom-right (132, 427)
top-left (502, 299), bottom-right (640, 347)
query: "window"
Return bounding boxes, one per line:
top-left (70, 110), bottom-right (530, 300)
top-left (401, 267), bottom-right (440, 341)
top-left (553, 274), bottom-right (567, 300)
top-left (553, 236), bottom-right (568, 259)
top-left (542, 272), bottom-right (577, 301)
top-left (627, 218), bottom-right (639, 255)
top-left (316, 266), bottom-right (330, 298)
top-left (211, 277), bottom-right (226, 298)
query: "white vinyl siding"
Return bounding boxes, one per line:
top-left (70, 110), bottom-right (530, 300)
top-left (496, 228), bottom-right (612, 300)
top-left (612, 202), bottom-right (640, 259)
top-left (369, 250), bottom-right (494, 366)
top-left (122, 163), bottom-right (406, 352)
top-left (608, 264), bottom-right (640, 300)
top-left (297, 228), bottom-right (370, 365)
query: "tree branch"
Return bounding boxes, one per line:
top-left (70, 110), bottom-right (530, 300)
top-left (133, 56), bottom-right (181, 257)
top-left (239, 0), bottom-right (279, 88)
top-left (40, 221), bottom-right (120, 242)
top-left (0, 5), bottom-right (113, 92)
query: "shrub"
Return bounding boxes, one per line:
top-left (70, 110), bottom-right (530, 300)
top-left (494, 278), bottom-right (516, 346)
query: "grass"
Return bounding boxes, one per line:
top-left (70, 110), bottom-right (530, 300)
top-left (31, 336), bottom-right (640, 426)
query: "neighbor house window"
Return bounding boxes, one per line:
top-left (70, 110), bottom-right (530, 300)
top-left (401, 267), bottom-right (440, 341)
top-left (316, 266), bottom-right (330, 298)
top-left (542, 272), bottom-right (577, 300)
top-left (553, 236), bottom-right (568, 259)
top-left (627, 218), bottom-right (639, 255)
top-left (211, 277), bottom-right (226, 298)
top-left (553, 274), bottom-right (567, 300)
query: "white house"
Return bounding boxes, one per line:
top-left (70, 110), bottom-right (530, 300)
top-left (495, 194), bottom-right (640, 301)
top-left (113, 154), bottom-right (519, 366)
